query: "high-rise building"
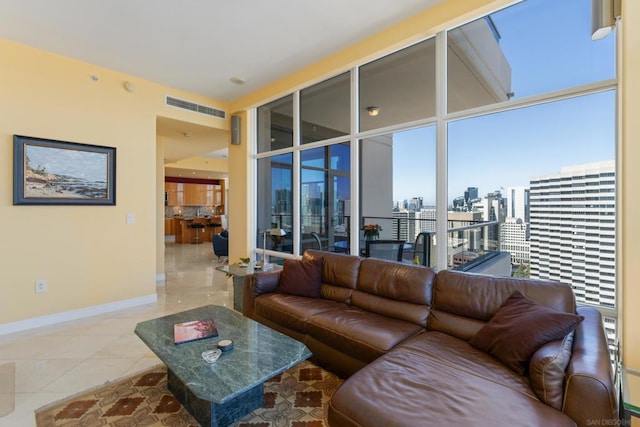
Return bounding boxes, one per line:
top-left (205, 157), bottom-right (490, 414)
top-left (500, 218), bottom-right (530, 264)
top-left (500, 186), bottom-right (531, 265)
top-left (416, 207), bottom-right (437, 234)
top-left (465, 187), bottom-right (478, 204)
top-left (407, 197), bottom-right (423, 212)
top-left (506, 186), bottom-right (530, 222)
top-left (392, 209), bottom-right (416, 242)
top-left (529, 161), bottom-right (616, 308)
top-left (452, 196), bottom-right (465, 211)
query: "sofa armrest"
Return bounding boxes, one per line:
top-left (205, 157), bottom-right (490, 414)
top-left (242, 270), bottom-right (282, 319)
top-left (563, 306), bottom-right (618, 427)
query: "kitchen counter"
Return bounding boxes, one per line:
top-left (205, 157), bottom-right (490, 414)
top-left (170, 216), bottom-right (223, 244)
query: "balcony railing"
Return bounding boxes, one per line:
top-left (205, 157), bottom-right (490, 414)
top-left (262, 212), bottom-right (617, 360)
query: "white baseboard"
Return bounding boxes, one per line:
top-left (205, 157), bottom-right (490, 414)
top-left (0, 293), bottom-right (158, 336)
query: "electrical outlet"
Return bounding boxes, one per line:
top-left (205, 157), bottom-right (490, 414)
top-left (126, 213), bottom-right (135, 224)
top-left (35, 280), bottom-right (47, 293)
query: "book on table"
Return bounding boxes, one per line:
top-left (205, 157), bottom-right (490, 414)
top-left (174, 319), bottom-right (218, 344)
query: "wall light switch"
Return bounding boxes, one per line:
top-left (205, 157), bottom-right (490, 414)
top-left (35, 280), bottom-right (47, 293)
top-left (126, 213), bottom-right (135, 224)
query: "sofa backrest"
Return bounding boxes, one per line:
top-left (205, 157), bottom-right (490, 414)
top-left (429, 269), bottom-right (578, 341)
top-left (303, 249), bottom-right (361, 304)
top-left (353, 258), bottom-right (436, 327)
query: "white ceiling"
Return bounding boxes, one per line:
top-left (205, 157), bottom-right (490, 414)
top-left (0, 0), bottom-right (442, 102)
top-left (0, 0), bottom-right (444, 178)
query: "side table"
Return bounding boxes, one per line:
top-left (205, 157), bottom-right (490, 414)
top-left (216, 263), bottom-right (282, 312)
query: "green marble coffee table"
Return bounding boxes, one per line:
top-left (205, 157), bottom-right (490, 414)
top-left (134, 305), bottom-right (311, 426)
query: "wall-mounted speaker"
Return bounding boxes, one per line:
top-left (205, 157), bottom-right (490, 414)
top-left (231, 115), bottom-right (241, 145)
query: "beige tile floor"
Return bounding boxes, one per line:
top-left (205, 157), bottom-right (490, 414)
top-left (0, 241), bottom-right (232, 427)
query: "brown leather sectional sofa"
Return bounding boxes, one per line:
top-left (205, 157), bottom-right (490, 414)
top-left (243, 249), bottom-right (618, 427)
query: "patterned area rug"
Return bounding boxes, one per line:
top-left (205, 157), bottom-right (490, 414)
top-left (34, 360), bottom-right (342, 426)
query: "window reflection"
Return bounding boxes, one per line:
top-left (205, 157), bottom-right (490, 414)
top-left (300, 73), bottom-right (350, 143)
top-left (447, 0), bottom-right (615, 113)
top-left (257, 95), bottom-right (293, 153)
top-left (359, 38), bottom-right (436, 132)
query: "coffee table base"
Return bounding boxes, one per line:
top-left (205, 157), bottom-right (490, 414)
top-left (167, 367), bottom-right (264, 427)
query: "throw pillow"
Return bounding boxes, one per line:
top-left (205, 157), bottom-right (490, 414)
top-left (469, 290), bottom-right (583, 375)
top-left (529, 332), bottom-right (575, 410)
top-left (276, 257), bottom-right (323, 298)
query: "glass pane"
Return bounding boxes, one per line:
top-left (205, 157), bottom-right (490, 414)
top-left (359, 38), bottom-right (436, 132)
top-left (447, 0), bottom-right (616, 113)
top-left (360, 126), bottom-right (436, 261)
top-left (257, 153), bottom-right (293, 255)
top-left (300, 73), bottom-right (350, 143)
top-left (447, 91), bottom-right (616, 309)
top-left (257, 95), bottom-right (294, 153)
top-left (300, 143), bottom-right (350, 254)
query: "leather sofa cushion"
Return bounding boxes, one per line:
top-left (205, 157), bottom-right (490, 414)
top-left (276, 257), bottom-right (323, 298)
top-left (254, 293), bottom-right (346, 334)
top-left (251, 270), bottom-right (281, 296)
top-left (356, 258), bottom-right (434, 305)
top-left (306, 306), bottom-right (424, 363)
top-left (350, 289), bottom-right (430, 327)
top-left (529, 332), bottom-right (574, 410)
top-left (328, 331), bottom-right (577, 427)
top-left (469, 291), bottom-right (583, 375)
top-left (429, 269), bottom-right (578, 341)
top-left (304, 250), bottom-right (361, 293)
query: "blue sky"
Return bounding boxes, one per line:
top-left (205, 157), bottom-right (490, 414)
top-left (27, 145), bottom-right (108, 182)
top-left (393, 0), bottom-right (616, 205)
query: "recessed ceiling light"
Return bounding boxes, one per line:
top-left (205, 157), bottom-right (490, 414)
top-left (230, 77), bottom-right (246, 85)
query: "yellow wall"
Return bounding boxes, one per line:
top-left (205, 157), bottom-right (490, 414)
top-left (621, 0), bottom-right (640, 369)
top-left (227, 110), bottom-right (250, 263)
top-left (0, 38), bottom-right (228, 328)
top-left (229, 0), bottom-right (640, 369)
top-left (164, 156), bottom-right (229, 174)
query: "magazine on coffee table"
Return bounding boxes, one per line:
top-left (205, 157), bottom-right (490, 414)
top-left (174, 319), bottom-right (218, 344)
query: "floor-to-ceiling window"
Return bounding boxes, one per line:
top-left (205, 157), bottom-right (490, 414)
top-left (300, 143), bottom-right (351, 252)
top-left (254, 0), bottom-right (617, 347)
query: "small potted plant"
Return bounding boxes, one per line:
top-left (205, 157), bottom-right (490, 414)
top-left (362, 224), bottom-right (381, 240)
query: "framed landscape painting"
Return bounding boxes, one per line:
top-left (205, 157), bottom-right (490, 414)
top-left (13, 135), bottom-right (116, 205)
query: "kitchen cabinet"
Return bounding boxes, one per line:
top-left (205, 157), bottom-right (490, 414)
top-left (183, 183), bottom-right (210, 206)
top-left (164, 218), bottom-right (176, 235)
top-left (164, 180), bottom-right (225, 209)
top-left (165, 183), bottom-right (183, 206)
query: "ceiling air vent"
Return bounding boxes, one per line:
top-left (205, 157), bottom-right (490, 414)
top-left (165, 96), bottom-right (226, 119)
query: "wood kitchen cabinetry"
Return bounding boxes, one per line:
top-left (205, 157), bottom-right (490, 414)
top-left (164, 218), bottom-right (176, 235)
top-left (166, 181), bottom-right (224, 208)
top-left (165, 183), bottom-right (183, 206)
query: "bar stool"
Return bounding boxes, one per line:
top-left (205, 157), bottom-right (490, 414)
top-left (188, 222), bottom-right (206, 244)
top-left (207, 222), bottom-right (222, 240)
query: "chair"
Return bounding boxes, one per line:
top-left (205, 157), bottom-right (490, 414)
top-left (188, 222), bottom-right (206, 244)
top-left (310, 232), bottom-right (323, 250)
top-left (365, 240), bottom-right (405, 262)
top-left (206, 222), bottom-right (222, 240)
top-left (412, 232), bottom-right (433, 266)
top-left (212, 233), bottom-right (229, 262)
